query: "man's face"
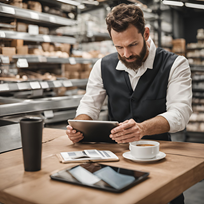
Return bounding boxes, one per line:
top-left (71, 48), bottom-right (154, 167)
top-left (111, 24), bottom-right (148, 70)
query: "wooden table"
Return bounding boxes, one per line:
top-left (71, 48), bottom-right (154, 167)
top-left (0, 128), bottom-right (204, 204)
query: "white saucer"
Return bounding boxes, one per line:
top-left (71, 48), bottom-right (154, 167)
top-left (122, 151), bottom-right (166, 162)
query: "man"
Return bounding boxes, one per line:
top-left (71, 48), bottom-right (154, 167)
top-left (67, 3), bottom-right (192, 144)
top-left (66, 4), bottom-right (192, 203)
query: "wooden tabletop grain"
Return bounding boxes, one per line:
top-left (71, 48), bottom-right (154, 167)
top-left (0, 128), bottom-right (204, 204)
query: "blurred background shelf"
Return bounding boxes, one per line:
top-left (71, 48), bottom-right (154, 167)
top-left (0, 78), bottom-right (88, 92)
top-left (0, 22), bottom-right (15, 28)
top-left (0, 95), bottom-right (83, 117)
top-left (12, 55), bottom-right (98, 64)
top-left (0, 2), bottom-right (77, 27)
top-left (0, 30), bottom-right (76, 44)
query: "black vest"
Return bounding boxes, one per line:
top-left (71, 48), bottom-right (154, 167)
top-left (101, 48), bottom-right (178, 141)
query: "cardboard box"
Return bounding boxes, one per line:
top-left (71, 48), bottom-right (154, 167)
top-left (22, 2), bottom-right (28, 9)
top-left (12, 0), bottom-right (22, 2)
top-left (2, 47), bottom-right (16, 60)
top-left (11, 39), bottom-right (24, 47)
top-left (48, 44), bottom-right (55, 52)
top-left (16, 22), bottom-right (27, 32)
top-left (41, 43), bottom-right (50, 52)
top-left (80, 71), bottom-right (91, 79)
top-left (39, 27), bottom-right (49, 35)
top-left (16, 46), bottom-right (28, 55)
top-left (59, 44), bottom-right (71, 53)
top-left (69, 71), bottom-right (80, 79)
top-left (65, 63), bottom-right (82, 72)
top-left (28, 1), bottom-right (42, 12)
top-left (81, 63), bottom-right (91, 71)
top-left (172, 39), bottom-right (186, 53)
top-left (10, 2), bottom-right (23, 8)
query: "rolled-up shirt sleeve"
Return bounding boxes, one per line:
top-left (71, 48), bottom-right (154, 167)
top-left (76, 59), bottom-right (106, 120)
top-left (159, 56), bottom-right (193, 133)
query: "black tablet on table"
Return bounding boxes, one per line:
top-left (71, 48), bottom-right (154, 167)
top-left (50, 162), bottom-right (149, 193)
top-left (68, 120), bottom-right (119, 143)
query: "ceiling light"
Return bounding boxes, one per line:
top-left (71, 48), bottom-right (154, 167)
top-left (185, 3), bottom-right (204, 9)
top-left (162, 1), bottom-right (184, 7)
top-left (57, 0), bottom-right (81, 6)
top-left (82, 1), bottom-right (99, 5)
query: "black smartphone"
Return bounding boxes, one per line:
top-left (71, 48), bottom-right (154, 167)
top-left (50, 162), bottom-right (149, 193)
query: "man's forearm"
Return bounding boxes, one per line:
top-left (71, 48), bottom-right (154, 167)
top-left (140, 116), bottom-right (170, 136)
top-left (74, 114), bottom-right (93, 120)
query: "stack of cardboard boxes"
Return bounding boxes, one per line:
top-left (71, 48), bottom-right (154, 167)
top-left (1, 39), bottom-right (27, 59)
top-left (10, 0), bottom-right (42, 12)
top-left (62, 63), bottom-right (92, 79)
top-left (172, 38), bottom-right (186, 56)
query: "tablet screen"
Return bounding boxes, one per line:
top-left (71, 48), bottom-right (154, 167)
top-left (68, 120), bottom-right (119, 143)
top-left (50, 163), bottom-right (149, 193)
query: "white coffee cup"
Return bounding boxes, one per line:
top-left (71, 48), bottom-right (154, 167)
top-left (129, 140), bottom-right (160, 159)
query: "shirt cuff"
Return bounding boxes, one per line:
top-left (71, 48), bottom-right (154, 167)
top-left (159, 110), bottom-right (185, 133)
top-left (76, 106), bottom-right (99, 120)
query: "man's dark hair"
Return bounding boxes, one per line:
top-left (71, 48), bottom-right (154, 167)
top-left (106, 3), bottom-right (145, 37)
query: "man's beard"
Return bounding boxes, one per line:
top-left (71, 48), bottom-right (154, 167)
top-left (118, 37), bottom-right (147, 71)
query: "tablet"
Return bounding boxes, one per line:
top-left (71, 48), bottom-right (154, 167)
top-left (50, 162), bottom-right (149, 193)
top-left (68, 120), bottom-right (119, 143)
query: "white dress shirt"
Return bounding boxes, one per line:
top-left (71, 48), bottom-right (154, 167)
top-left (76, 38), bottom-right (192, 133)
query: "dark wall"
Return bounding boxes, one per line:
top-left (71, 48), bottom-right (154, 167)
top-left (183, 10), bottom-right (204, 43)
top-left (172, 9), bottom-right (184, 39)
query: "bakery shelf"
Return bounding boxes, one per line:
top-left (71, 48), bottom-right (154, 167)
top-left (192, 88), bottom-right (204, 92)
top-left (192, 79), bottom-right (204, 82)
top-left (12, 55), bottom-right (98, 64)
top-left (0, 3), bottom-right (76, 27)
top-left (43, 109), bottom-right (76, 124)
top-left (189, 120), bottom-right (204, 123)
top-left (187, 56), bottom-right (204, 60)
top-left (0, 95), bottom-right (82, 117)
top-left (0, 78), bottom-right (88, 93)
top-left (186, 131), bottom-right (204, 143)
top-left (187, 47), bottom-right (204, 50)
top-left (197, 37), bottom-right (204, 40)
top-left (191, 67), bottom-right (204, 72)
top-left (0, 23), bottom-right (15, 28)
top-left (86, 32), bottom-right (110, 38)
top-left (35, 0), bottom-right (79, 7)
top-left (0, 30), bottom-right (76, 44)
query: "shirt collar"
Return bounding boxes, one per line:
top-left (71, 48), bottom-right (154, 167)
top-left (116, 37), bottom-right (156, 77)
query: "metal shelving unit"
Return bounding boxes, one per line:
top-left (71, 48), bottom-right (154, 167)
top-left (12, 55), bottom-right (98, 64)
top-left (0, 78), bottom-right (88, 92)
top-left (0, 3), bottom-right (77, 27)
top-left (86, 32), bottom-right (110, 39)
top-left (0, 95), bottom-right (83, 117)
top-left (0, 30), bottom-right (76, 44)
top-left (187, 47), bottom-right (204, 50)
top-left (0, 23), bottom-right (15, 28)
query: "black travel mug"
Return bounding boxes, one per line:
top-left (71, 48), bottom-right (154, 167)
top-left (20, 117), bottom-right (43, 171)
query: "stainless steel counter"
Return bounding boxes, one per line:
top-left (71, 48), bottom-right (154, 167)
top-left (0, 95), bottom-right (82, 117)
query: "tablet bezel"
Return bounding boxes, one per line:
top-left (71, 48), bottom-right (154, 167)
top-left (68, 120), bottom-right (119, 143)
top-left (50, 163), bottom-right (149, 193)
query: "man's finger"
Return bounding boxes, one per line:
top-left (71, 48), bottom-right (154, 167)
top-left (111, 120), bottom-right (134, 134)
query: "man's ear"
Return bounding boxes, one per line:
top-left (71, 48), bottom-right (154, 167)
top-left (144, 27), bottom-right (150, 41)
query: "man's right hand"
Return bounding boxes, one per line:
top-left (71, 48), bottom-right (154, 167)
top-left (66, 125), bottom-right (84, 143)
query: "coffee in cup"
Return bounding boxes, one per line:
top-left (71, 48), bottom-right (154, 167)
top-left (136, 144), bottom-right (155, 146)
top-left (129, 141), bottom-right (160, 159)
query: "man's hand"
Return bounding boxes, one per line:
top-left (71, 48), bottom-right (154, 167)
top-left (66, 125), bottom-right (84, 143)
top-left (110, 116), bottom-right (170, 143)
top-left (66, 114), bottom-right (92, 143)
top-left (110, 119), bottom-right (144, 143)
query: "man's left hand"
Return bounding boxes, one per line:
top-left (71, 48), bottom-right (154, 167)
top-left (110, 119), bottom-right (144, 143)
